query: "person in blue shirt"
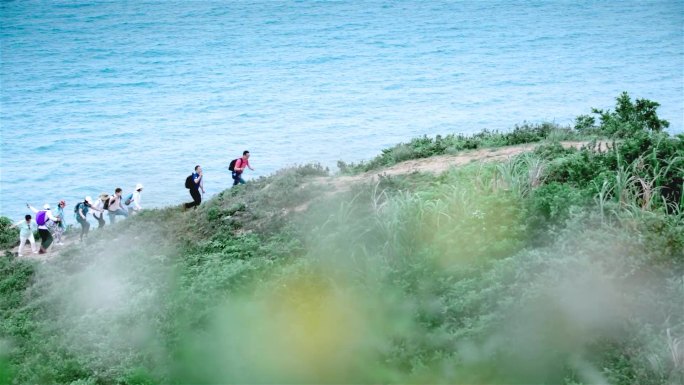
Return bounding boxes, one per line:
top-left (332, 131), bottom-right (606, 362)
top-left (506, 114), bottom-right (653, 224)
top-left (75, 196), bottom-right (103, 241)
top-left (184, 165), bottom-right (204, 209)
top-left (10, 214), bottom-right (38, 257)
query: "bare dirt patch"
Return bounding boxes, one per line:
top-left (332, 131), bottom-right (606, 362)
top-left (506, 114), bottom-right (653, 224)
top-left (313, 140), bottom-right (610, 191)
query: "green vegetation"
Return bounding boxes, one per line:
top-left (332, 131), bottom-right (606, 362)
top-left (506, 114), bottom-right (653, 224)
top-left (576, 91), bottom-right (671, 137)
top-left (338, 122), bottom-right (583, 174)
top-left (1, 93), bottom-right (682, 384)
top-left (0, 217), bottom-right (18, 250)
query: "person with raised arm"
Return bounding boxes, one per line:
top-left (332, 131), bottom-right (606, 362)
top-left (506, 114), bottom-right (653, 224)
top-left (10, 214), bottom-right (38, 257)
top-left (27, 203), bottom-right (58, 254)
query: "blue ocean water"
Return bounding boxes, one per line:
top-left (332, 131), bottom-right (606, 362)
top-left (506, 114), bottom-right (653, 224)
top-left (1, 0), bottom-right (683, 220)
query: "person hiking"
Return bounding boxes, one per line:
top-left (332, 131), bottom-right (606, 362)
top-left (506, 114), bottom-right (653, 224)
top-left (107, 188), bottom-right (129, 224)
top-left (184, 165), bottom-right (204, 209)
top-left (230, 150), bottom-right (254, 186)
top-left (10, 214), bottom-right (38, 257)
top-left (27, 203), bottom-right (58, 254)
top-left (75, 196), bottom-right (103, 241)
top-left (93, 193), bottom-right (109, 228)
top-left (49, 200), bottom-right (67, 245)
top-left (125, 183), bottom-right (144, 214)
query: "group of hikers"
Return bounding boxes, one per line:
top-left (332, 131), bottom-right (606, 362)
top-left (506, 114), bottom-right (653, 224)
top-left (183, 150), bottom-right (254, 209)
top-left (11, 184), bottom-right (144, 256)
top-left (10, 151), bottom-right (254, 257)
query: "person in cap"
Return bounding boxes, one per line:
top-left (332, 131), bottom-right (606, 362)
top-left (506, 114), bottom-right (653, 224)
top-left (125, 183), bottom-right (144, 214)
top-left (26, 203), bottom-right (58, 254)
top-left (75, 196), bottom-right (103, 242)
top-left (10, 214), bottom-right (38, 257)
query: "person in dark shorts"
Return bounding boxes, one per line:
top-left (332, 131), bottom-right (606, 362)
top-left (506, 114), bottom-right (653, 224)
top-left (93, 193), bottom-right (109, 228)
top-left (27, 203), bottom-right (58, 254)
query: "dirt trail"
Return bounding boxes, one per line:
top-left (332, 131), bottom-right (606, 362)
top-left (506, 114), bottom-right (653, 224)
top-left (9, 237), bottom-right (75, 262)
top-left (312, 140), bottom-right (609, 192)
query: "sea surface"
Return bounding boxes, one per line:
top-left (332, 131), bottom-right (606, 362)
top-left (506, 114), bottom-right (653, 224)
top-left (1, 0), bottom-right (683, 220)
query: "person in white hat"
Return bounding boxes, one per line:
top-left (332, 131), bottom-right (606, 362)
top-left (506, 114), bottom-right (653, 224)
top-left (125, 183), bottom-right (144, 214)
top-left (92, 193), bottom-right (109, 229)
top-left (74, 196), bottom-right (103, 242)
top-left (26, 203), bottom-right (58, 254)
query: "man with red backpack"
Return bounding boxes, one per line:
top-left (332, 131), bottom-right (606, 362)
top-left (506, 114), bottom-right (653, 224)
top-left (27, 203), bottom-right (58, 254)
top-left (229, 150), bottom-right (254, 186)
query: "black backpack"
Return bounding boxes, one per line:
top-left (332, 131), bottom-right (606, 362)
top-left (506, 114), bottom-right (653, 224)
top-left (103, 198), bottom-right (111, 210)
top-left (228, 158), bottom-right (238, 171)
top-left (185, 174), bottom-right (194, 189)
top-left (74, 202), bottom-right (89, 214)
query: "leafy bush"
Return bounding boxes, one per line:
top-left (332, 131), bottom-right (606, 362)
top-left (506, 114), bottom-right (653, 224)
top-left (591, 92), bottom-right (670, 137)
top-left (0, 217), bottom-right (18, 250)
top-left (529, 182), bottom-right (588, 222)
top-left (342, 122), bottom-right (580, 173)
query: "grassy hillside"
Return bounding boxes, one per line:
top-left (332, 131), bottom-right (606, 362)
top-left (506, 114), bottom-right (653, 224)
top-left (1, 93), bottom-right (683, 384)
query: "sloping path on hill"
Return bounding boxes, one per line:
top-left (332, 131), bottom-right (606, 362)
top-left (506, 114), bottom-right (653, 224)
top-left (8, 140), bottom-right (608, 259)
top-left (311, 140), bottom-right (610, 193)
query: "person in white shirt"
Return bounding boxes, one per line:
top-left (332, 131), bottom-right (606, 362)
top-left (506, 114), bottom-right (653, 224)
top-left (27, 203), bottom-right (58, 254)
top-left (93, 193), bottom-right (108, 228)
top-left (126, 183), bottom-right (144, 214)
top-left (10, 214), bottom-right (38, 256)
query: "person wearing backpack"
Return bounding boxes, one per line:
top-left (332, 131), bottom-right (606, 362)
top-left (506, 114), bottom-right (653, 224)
top-left (230, 150), bottom-right (254, 186)
top-left (93, 193), bottom-right (109, 228)
top-left (10, 214), bottom-right (38, 257)
top-left (125, 183), bottom-right (144, 214)
top-left (75, 196), bottom-right (103, 241)
top-left (184, 165), bottom-right (204, 209)
top-left (107, 188), bottom-right (129, 224)
top-left (27, 203), bottom-right (58, 254)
